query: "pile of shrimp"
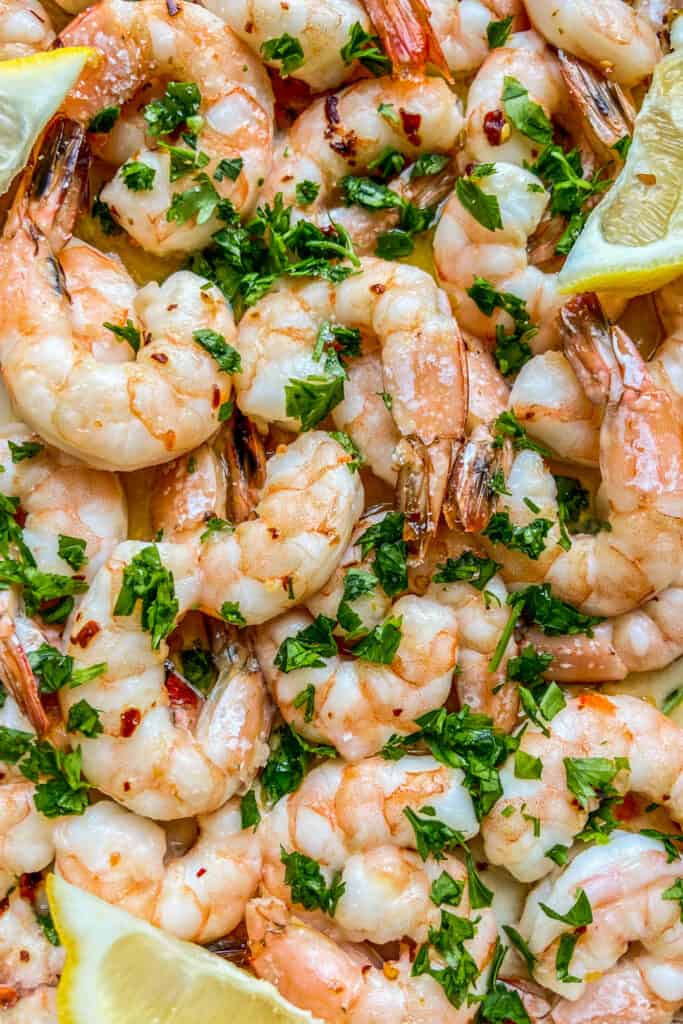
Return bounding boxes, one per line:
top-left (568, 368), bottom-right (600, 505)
top-left (2, 0), bottom-right (683, 1021)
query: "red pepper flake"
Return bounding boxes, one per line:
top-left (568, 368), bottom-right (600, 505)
top-left (370, 283), bottom-right (386, 295)
top-left (14, 505), bottom-right (27, 528)
top-left (165, 670), bottom-right (199, 709)
top-left (483, 109), bottom-right (506, 146)
top-left (0, 897), bottom-right (9, 915)
top-left (399, 109), bottom-right (422, 146)
top-left (196, 867), bottom-right (207, 878)
top-left (19, 950), bottom-right (29, 963)
top-left (72, 620), bottom-right (100, 648)
top-left (212, 386), bottom-right (221, 409)
top-left (120, 707), bottom-right (141, 738)
top-left (123, 781), bottom-right (131, 792)
top-left (19, 872), bottom-right (41, 902)
top-left (151, 352), bottom-right (168, 364)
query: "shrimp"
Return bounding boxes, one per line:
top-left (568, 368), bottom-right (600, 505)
top-left (509, 351), bottom-right (601, 467)
top-left (53, 798), bottom-right (261, 943)
top-left (0, 987), bottom-right (56, 1024)
top-left (258, 755), bottom-right (479, 886)
top-left (59, 0), bottom-right (274, 255)
top-left (520, 831), bottom-right (683, 1016)
top-left (0, 889), bottom-right (63, 1001)
top-left (0, 0), bottom-right (53, 59)
top-left (0, 119), bottom-right (238, 472)
top-left (235, 260), bottom-right (468, 548)
top-left (551, 959), bottom-right (680, 1024)
top-left (524, 0), bottom-right (661, 87)
top-left (247, 894), bottom-right (498, 1024)
top-left (481, 692), bottom-right (683, 882)
top-left (59, 433), bottom-right (360, 818)
top-left (259, 76), bottom-right (463, 251)
top-left (525, 566), bottom-right (683, 682)
top-left (0, 784), bottom-right (55, 899)
top-left (255, 597), bottom-right (459, 760)
top-left (434, 163), bottom-right (566, 354)
top-left (429, 0), bottom-right (527, 77)
top-left (200, 0), bottom-right (371, 92)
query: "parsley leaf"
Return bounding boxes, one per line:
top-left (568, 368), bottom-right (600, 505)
top-left (351, 615), bottom-right (402, 664)
top-left (540, 888), bottom-right (592, 927)
top-left (199, 517), bottom-right (234, 542)
top-left (483, 511), bottom-right (553, 560)
top-left (432, 552), bottom-right (501, 590)
top-left (358, 512), bottom-right (407, 597)
top-left (515, 749), bottom-right (542, 780)
top-left (158, 141), bottom-right (209, 182)
top-left (492, 411), bottom-right (551, 457)
top-left (121, 161), bottom-right (156, 192)
top-left (486, 16), bottom-right (513, 49)
top-left (88, 106), bottom-right (120, 133)
top-left (336, 567), bottom-right (376, 636)
top-left (240, 789), bottom-right (261, 829)
top-left (143, 81), bottom-right (201, 137)
top-left (340, 21), bottom-right (391, 75)
top-left (411, 153), bottom-right (449, 179)
top-left (328, 431), bottom-right (364, 473)
top-left (0, 729), bottom-right (91, 817)
top-left (28, 644), bottom-right (105, 693)
top-left (220, 601), bottom-right (246, 626)
top-left (281, 848), bottom-right (345, 915)
top-left (103, 319), bottom-right (141, 354)
top-left (431, 870), bottom-right (464, 907)
top-left (274, 615), bottom-right (337, 672)
top-left (502, 76), bottom-right (552, 144)
top-left (66, 699), bottom-right (103, 738)
top-left (57, 535), bottom-right (87, 572)
top-left (261, 33), bottom-right (305, 75)
top-left (455, 175), bottom-right (502, 231)
top-left (564, 756), bottom-right (629, 809)
top-left (166, 172), bottom-right (223, 226)
top-left (293, 683), bottom-right (316, 723)
top-left (663, 878), bottom-right (683, 920)
top-left (295, 180), bottom-right (320, 206)
top-left (530, 144), bottom-right (611, 255)
top-left (466, 277), bottom-right (537, 375)
top-left (214, 157), bottom-right (243, 182)
top-left (8, 440), bottom-right (43, 463)
top-left (92, 195), bottom-right (120, 235)
top-left (113, 546), bottom-right (178, 650)
top-left (193, 328), bottom-right (242, 373)
top-left (261, 723), bottom-right (336, 804)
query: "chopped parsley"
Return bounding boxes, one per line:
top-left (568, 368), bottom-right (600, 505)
top-left (564, 756), bottom-right (629, 809)
top-left (88, 106), bottom-right (120, 133)
top-left (340, 22), bottom-right (391, 76)
top-left (193, 328), bottom-right (242, 374)
top-left (293, 683), bottom-right (316, 723)
top-left (57, 535), bottom-right (87, 572)
top-left (295, 179), bottom-right (320, 206)
top-left (280, 848), bottom-right (345, 915)
top-left (410, 153), bottom-right (449, 179)
top-left (466, 277), bottom-right (537, 375)
top-left (412, 908), bottom-right (481, 1009)
top-left (214, 157), bottom-right (243, 182)
top-left (158, 141), bottom-right (209, 182)
top-left (274, 615), bottom-right (337, 673)
top-left (121, 161), bottom-right (156, 192)
top-left (662, 878), bottom-right (683, 920)
top-left (92, 195), bottom-right (120, 236)
top-left (358, 511), bottom-right (407, 597)
top-left (336, 568), bottom-right (377, 637)
top-left (455, 173), bottom-right (502, 232)
top-left (113, 546), bottom-right (178, 650)
top-left (261, 33), bottom-right (305, 76)
top-left (431, 870), bottom-right (464, 907)
top-left (66, 699), bottom-right (103, 738)
top-left (261, 723), bottom-right (336, 804)
top-left (483, 510), bottom-right (553, 560)
top-left (179, 644), bottom-right (216, 694)
top-left (539, 888), bottom-right (592, 927)
top-left (530, 143), bottom-right (611, 255)
top-left (341, 175), bottom-right (436, 259)
top-left (8, 440), bottom-right (43, 463)
top-left (103, 319), bottom-right (141, 354)
top-left (240, 789), bottom-right (261, 829)
top-left (433, 552), bottom-right (501, 590)
top-left (491, 411), bottom-right (551, 457)
top-left (502, 76), bottom-right (552, 145)
top-left (486, 16), bottom-right (513, 49)
top-left (514, 749), bottom-right (542, 780)
top-left (143, 81), bottom-right (201, 137)
top-left (166, 172), bottom-right (227, 225)
top-left (351, 615), bottom-right (402, 664)
top-left (220, 601), bottom-right (246, 626)
top-left (328, 431), bottom-right (364, 473)
top-left (0, 727), bottom-right (90, 817)
top-left (28, 643), bottom-right (105, 693)
top-left (199, 517), bottom-right (234, 542)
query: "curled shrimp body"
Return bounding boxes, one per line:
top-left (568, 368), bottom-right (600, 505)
top-left (247, 894), bottom-right (498, 1024)
top-left (60, 0), bottom-right (274, 255)
top-left (434, 163), bottom-right (564, 354)
top-left (201, 0), bottom-right (371, 92)
top-left (258, 755), bottom-right (479, 885)
top-left (429, 0), bottom-right (526, 77)
top-left (0, 889), bottom-right (63, 1005)
top-left (0, 122), bottom-right (238, 472)
top-left (0, 987), bottom-right (56, 1024)
top-left (0, 0), bottom-right (53, 59)
top-left (463, 31), bottom-right (566, 166)
top-left (481, 693), bottom-right (683, 882)
top-left (255, 596), bottom-right (459, 760)
top-left (520, 831), bottom-right (683, 1018)
top-left (259, 76), bottom-right (463, 251)
top-left (524, 0), bottom-right (660, 87)
top-left (53, 798), bottom-right (261, 943)
top-left (235, 261), bottom-right (467, 534)
top-left (0, 784), bottom-right (55, 899)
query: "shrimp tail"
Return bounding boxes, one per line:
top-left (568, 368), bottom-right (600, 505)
top-left (560, 292), bottom-right (618, 406)
top-left (223, 409), bottom-right (268, 524)
top-left (12, 116), bottom-right (90, 251)
top-left (445, 427), bottom-right (506, 534)
top-left (395, 436), bottom-right (432, 562)
top-left (558, 51), bottom-right (636, 161)
top-left (0, 594), bottom-right (48, 736)
top-left (362, 0), bottom-right (453, 81)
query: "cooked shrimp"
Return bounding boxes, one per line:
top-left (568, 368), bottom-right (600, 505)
top-left (247, 894), bottom-right (498, 1024)
top-left (0, 784), bottom-right (55, 899)
top-left (258, 755), bottom-right (479, 888)
top-left (520, 831), bottom-right (683, 1013)
top-left (524, 0), bottom-right (661, 86)
top-left (429, 0), bottom-right (526, 77)
top-left (481, 692), bottom-right (683, 882)
top-left (259, 76), bottom-right (462, 251)
top-left (60, 434), bottom-right (360, 818)
top-left (0, 120), bottom-right (238, 472)
top-left (235, 261), bottom-right (467, 543)
top-left (434, 163), bottom-right (565, 354)
top-left (0, 987), bottom-right (57, 1024)
top-left (0, 0), bottom-right (53, 59)
top-left (150, 442), bottom-right (227, 544)
top-left (255, 596), bottom-right (459, 760)
top-left (509, 351), bottom-right (601, 467)
top-left (201, 0), bottom-right (371, 92)
top-left (550, 958), bottom-right (680, 1024)
top-left (0, 889), bottom-right (63, 999)
top-left (60, 0), bottom-right (273, 254)
top-left (53, 798), bottom-right (261, 942)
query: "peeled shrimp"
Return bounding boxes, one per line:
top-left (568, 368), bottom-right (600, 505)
top-left (60, 434), bottom-right (360, 818)
top-left (201, 0), bottom-right (371, 91)
top-left (259, 76), bottom-right (462, 250)
top-left (434, 163), bottom-right (564, 354)
top-left (0, 987), bottom-right (56, 1024)
top-left (0, 889), bottom-right (63, 1001)
top-left (247, 894), bottom-right (498, 1024)
top-left (0, 0), bottom-right (53, 59)
top-left (0, 784), bottom-right (55, 899)
top-left (524, 0), bottom-right (660, 86)
top-left (481, 692), bottom-right (683, 882)
top-left (429, 0), bottom-right (526, 77)
top-left (53, 798), bottom-right (260, 943)
top-left (0, 121), bottom-right (238, 471)
top-left (520, 831), bottom-right (683, 1017)
top-left (235, 260), bottom-right (468, 539)
top-left (60, 0), bottom-right (273, 254)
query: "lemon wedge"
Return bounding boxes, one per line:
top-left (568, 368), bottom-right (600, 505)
top-left (48, 875), bottom-right (321, 1024)
top-left (0, 47), bottom-right (96, 197)
top-left (559, 45), bottom-right (683, 295)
